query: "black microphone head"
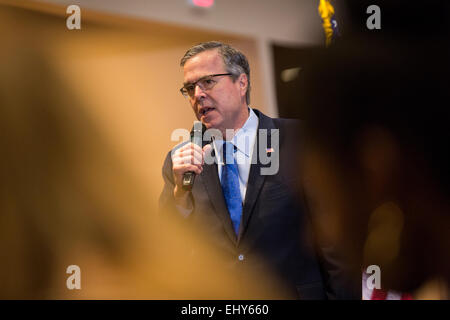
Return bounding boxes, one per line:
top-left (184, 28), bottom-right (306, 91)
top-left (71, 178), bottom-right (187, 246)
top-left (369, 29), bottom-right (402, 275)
top-left (190, 121), bottom-right (209, 144)
top-left (190, 121), bottom-right (205, 136)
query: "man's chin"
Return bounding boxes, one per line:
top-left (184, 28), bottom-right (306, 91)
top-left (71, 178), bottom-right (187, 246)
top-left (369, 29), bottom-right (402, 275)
top-left (202, 118), bottom-right (220, 130)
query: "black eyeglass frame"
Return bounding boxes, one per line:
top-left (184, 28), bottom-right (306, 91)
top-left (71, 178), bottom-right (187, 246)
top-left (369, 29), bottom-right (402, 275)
top-left (179, 73), bottom-right (233, 98)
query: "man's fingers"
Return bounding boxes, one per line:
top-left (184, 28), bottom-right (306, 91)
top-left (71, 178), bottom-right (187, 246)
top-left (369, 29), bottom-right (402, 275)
top-left (171, 143), bottom-right (205, 183)
top-left (178, 142), bottom-right (203, 155)
top-left (178, 150), bottom-right (203, 164)
top-left (174, 153), bottom-right (203, 165)
top-left (173, 163), bottom-right (202, 175)
top-left (174, 144), bottom-right (204, 165)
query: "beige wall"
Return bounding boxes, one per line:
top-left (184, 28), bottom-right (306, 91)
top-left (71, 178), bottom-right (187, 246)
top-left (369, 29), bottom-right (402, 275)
top-left (35, 0), bottom-right (328, 119)
top-left (39, 0), bottom-right (324, 45)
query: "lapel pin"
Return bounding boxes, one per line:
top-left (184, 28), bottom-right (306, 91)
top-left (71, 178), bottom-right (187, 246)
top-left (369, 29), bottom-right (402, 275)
top-left (266, 147), bottom-right (274, 153)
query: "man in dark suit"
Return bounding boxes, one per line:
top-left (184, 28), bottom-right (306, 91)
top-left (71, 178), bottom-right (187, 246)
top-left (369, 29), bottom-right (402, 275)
top-left (159, 41), bottom-right (355, 299)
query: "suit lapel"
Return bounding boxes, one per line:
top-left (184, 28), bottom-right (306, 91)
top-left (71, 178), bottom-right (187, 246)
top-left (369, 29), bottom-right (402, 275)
top-left (201, 161), bottom-right (238, 245)
top-left (238, 109), bottom-right (276, 243)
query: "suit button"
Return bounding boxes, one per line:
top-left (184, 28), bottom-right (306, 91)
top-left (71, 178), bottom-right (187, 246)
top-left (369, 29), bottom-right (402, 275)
top-left (238, 254), bottom-right (245, 261)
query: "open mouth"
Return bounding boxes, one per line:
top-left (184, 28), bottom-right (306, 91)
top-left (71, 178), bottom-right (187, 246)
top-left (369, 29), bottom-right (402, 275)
top-left (200, 107), bottom-right (214, 116)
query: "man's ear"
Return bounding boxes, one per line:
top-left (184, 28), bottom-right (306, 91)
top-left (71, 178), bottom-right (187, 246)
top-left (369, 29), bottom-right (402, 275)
top-left (238, 73), bottom-right (248, 97)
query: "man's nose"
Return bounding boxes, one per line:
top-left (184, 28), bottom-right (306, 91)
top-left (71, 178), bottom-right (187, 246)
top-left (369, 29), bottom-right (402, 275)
top-left (194, 84), bottom-right (206, 100)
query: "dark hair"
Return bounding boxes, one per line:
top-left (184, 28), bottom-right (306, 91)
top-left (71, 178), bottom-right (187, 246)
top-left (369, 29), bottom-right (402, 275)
top-left (180, 41), bottom-right (251, 104)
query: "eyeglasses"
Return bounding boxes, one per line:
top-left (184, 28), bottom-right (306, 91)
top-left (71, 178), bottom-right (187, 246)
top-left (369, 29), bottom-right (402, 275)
top-left (180, 73), bottom-right (232, 98)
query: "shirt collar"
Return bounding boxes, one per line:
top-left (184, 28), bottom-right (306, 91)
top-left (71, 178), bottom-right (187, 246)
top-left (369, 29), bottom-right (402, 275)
top-left (231, 107), bottom-right (259, 157)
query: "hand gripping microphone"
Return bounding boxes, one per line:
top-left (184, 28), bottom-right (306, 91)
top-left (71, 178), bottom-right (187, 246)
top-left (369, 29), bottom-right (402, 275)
top-left (182, 120), bottom-right (204, 191)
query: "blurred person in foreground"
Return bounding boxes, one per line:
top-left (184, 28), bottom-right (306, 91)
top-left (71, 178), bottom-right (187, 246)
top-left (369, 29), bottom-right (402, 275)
top-left (159, 41), bottom-right (358, 299)
top-left (300, 35), bottom-right (450, 298)
top-left (0, 37), bottom-right (286, 298)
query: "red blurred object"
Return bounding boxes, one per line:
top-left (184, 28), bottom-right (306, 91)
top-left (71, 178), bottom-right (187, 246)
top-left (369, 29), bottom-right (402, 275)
top-left (191, 0), bottom-right (214, 8)
top-left (371, 288), bottom-right (413, 300)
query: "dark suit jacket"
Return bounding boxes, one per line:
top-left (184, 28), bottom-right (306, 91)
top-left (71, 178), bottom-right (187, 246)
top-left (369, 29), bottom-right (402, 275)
top-left (159, 109), bottom-right (356, 299)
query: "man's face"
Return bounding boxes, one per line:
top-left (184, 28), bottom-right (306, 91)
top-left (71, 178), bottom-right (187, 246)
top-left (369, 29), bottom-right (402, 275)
top-left (183, 49), bottom-right (247, 134)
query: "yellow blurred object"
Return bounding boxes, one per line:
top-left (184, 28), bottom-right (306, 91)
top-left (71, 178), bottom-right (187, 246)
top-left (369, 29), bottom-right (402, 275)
top-left (318, 0), bottom-right (337, 47)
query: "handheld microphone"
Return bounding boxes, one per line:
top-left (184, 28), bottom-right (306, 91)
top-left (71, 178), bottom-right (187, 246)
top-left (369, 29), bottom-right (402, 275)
top-left (182, 121), bottom-right (204, 191)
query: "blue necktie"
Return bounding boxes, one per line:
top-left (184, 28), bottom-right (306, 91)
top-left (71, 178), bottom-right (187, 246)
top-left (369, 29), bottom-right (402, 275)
top-left (221, 141), bottom-right (242, 236)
